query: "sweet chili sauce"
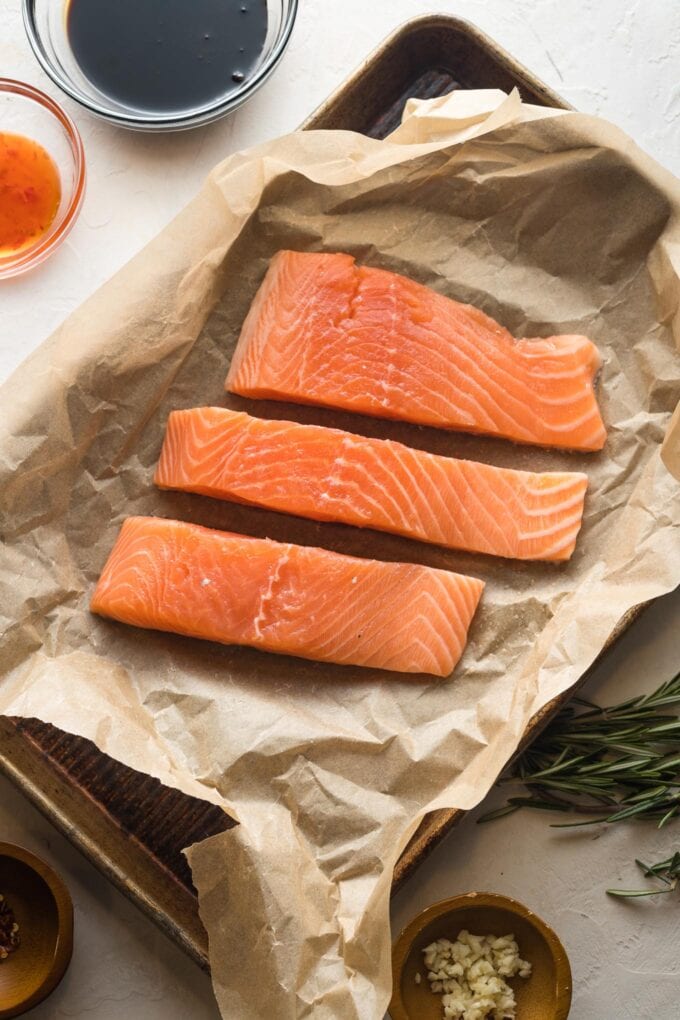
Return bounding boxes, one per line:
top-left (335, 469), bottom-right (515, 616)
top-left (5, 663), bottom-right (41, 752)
top-left (0, 133), bottom-right (61, 255)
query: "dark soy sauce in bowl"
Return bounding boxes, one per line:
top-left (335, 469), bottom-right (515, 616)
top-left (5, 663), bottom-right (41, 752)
top-left (66, 0), bottom-right (268, 115)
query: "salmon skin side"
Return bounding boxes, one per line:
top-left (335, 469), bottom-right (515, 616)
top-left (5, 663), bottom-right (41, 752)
top-left (156, 407), bottom-right (589, 562)
top-left (226, 250), bottom-right (606, 452)
top-left (91, 517), bottom-right (484, 676)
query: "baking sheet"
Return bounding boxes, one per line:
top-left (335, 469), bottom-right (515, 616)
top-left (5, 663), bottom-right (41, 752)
top-left (1, 88), bottom-right (679, 1018)
top-left (0, 17), bottom-right (576, 965)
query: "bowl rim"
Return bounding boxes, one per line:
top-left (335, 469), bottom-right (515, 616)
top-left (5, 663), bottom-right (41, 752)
top-left (21, 0), bottom-right (299, 130)
top-left (0, 77), bottom-right (86, 279)
top-left (390, 891), bottom-right (573, 1020)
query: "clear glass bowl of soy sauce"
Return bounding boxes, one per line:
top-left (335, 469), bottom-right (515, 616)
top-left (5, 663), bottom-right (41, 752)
top-left (22, 0), bottom-right (298, 131)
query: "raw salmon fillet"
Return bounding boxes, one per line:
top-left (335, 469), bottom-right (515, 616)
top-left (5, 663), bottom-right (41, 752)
top-left (156, 408), bottom-right (589, 562)
top-left (91, 517), bottom-right (484, 676)
top-left (226, 251), bottom-right (606, 451)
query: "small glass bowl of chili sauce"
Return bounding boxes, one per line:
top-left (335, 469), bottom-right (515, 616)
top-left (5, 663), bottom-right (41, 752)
top-left (0, 79), bottom-right (85, 279)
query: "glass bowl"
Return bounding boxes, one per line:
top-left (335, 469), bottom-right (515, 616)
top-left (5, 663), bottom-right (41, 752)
top-left (22, 0), bottom-right (299, 131)
top-left (0, 78), bottom-right (85, 279)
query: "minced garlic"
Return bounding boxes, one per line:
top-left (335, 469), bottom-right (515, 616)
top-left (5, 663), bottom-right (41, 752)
top-left (419, 929), bottom-right (531, 1020)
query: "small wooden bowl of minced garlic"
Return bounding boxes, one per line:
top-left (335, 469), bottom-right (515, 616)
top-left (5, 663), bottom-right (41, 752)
top-left (390, 892), bottom-right (572, 1020)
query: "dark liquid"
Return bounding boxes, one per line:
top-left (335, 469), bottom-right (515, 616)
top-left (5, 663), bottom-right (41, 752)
top-left (67, 0), bottom-right (268, 114)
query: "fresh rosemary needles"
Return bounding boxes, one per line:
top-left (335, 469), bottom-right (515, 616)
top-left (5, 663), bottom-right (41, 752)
top-left (606, 851), bottom-right (680, 898)
top-left (479, 670), bottom-right (680, 828)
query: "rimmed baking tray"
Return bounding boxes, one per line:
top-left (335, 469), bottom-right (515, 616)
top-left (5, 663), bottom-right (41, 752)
top-left (0, 15), bottom-right (641, 971)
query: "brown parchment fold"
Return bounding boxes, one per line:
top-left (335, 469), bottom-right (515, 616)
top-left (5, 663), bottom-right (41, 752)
top-left (1, 90), bottom-right (679, 1019)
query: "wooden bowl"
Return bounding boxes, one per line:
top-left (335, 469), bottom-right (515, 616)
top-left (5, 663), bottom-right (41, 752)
top-left (0, 843), bottom-right (73, 1019)
top-left (390, 892), bottom-right (572, 1020)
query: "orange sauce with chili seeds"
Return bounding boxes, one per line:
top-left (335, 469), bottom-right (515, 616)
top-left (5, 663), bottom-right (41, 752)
top-left (0, 133), bottom-right (61, 255)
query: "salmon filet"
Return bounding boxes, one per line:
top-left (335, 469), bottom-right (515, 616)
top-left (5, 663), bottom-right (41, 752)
top-left (156, 408), bottom-right (589, 562)
top-left (226, 251), bottom-right (606, 451)
top-left (91, 517), bottom-right (484, 676)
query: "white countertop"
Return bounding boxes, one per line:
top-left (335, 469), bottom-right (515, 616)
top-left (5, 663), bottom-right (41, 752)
top-left (1, 1), bottom-right (679, 1017)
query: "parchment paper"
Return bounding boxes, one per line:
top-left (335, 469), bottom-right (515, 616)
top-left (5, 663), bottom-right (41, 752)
top-left (1, 89), bottom-right (680, 1019)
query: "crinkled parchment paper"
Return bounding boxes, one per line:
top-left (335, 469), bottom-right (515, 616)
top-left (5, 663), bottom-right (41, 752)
top-left (1, 90), bottom-right (679, 1019)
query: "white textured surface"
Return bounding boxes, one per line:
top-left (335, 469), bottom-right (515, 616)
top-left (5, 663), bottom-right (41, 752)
top-left (0, 0), bottom-right (678, 1017)
top-left (391, 588), bottom-right (680, 1020)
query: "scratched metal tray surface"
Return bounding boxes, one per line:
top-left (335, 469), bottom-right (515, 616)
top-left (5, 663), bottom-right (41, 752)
top-left (0, 15), bottom-right (641, 971)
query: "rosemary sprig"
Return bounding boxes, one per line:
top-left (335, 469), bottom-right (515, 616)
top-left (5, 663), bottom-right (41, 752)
top-left (607, 851), bottom-right (680, 898)
top-left (478, 670), bottom-right (680, 827)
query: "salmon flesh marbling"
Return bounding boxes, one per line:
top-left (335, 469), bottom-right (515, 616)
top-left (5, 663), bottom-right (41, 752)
top-left (91, 517), bottom-right (484, 676)
top-left (226, 250), bottom-right (605, 452)
top-left (156, 407), bottom-right (588, 562)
